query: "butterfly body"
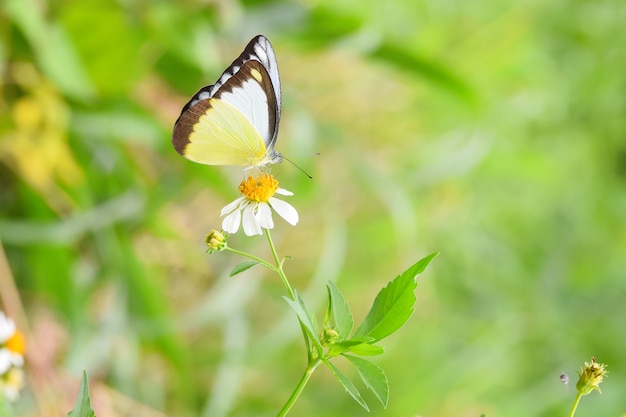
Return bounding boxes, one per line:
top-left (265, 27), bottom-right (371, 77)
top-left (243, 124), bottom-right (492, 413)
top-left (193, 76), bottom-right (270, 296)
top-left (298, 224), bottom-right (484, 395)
top-left (173, 35), bottom-right (283, 168)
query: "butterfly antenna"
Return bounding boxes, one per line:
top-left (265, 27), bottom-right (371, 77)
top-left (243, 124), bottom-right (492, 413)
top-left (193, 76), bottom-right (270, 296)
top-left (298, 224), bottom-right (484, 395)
top-left (282, 155), bottom-right (314, 179)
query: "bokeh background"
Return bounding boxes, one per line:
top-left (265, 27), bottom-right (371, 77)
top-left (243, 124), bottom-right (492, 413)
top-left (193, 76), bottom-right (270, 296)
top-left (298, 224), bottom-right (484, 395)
top-left (1, 0), bottom-right (625, 416)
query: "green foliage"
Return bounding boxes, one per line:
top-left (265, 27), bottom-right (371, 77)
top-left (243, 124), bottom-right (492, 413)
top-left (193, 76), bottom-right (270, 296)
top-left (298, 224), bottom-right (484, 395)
top-left (1, 0), bottom-right (626, 415)
top-left (284, 291), bottom-right (322, 349)
top-left (322, 253), bottom-right (436, 410)
top-left (229, 261), bottom-right (260, 277)
top-left (67, 372), bottom-right (95, 417)
top-left (323, 358), bottom-right (369, 411)
top-left (353, 253), bottom-right (438, 342)
top-left (344, 355), bottom-right (389, 408)
top-left (325, 280), bottom-right (354, 339)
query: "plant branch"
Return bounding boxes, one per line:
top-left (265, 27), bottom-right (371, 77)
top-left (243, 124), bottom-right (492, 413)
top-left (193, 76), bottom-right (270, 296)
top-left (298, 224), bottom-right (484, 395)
top-left (275, 359), bottom-right (321, 417)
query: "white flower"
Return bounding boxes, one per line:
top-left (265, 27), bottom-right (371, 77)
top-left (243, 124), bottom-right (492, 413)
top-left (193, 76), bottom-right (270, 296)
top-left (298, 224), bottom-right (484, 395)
top-left (0, 367), bottom-right (25, 401)
top-left (221, 174), bottom-right (299, 236)
top-left (0, 312), bottom-right (15, 344)
top-left (0, 312), bottom-right (24, 380)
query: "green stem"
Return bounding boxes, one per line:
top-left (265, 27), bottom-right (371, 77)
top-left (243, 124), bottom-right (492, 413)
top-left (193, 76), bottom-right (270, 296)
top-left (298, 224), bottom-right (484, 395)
top-left (276, 359), bottom-right (321, 417)
top-left (264, 229), bottom-right (313, 360)
top-left (225, 246), bottom-right (277, 271)
top-left (264, 228), bottom-right (295, 298)
top-left (568, 392), bottom-right (583, 417)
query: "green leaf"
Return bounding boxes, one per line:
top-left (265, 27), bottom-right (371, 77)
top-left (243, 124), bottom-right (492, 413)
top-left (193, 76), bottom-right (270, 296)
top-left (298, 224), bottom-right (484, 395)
top-left (346, 343), bottom-right (385, 356)
top-left (323, 359), bottom-right (369, 411)
top-left (67, 371), bottom-right (95, 417)
top-left (325, 338), bottom-right (385, 357)
top-left (284, 292), bottom-right (321, 346)
top-left (354, 253), bottom-right (438, 342)
top-left (325, 338), bottom-right (372, 357)
top-left (229, 261), bottom-right (260, 277)
top-left (345, 355), bottom-right (389, 408)
top-left (326, 281), bottom-right (354, 338)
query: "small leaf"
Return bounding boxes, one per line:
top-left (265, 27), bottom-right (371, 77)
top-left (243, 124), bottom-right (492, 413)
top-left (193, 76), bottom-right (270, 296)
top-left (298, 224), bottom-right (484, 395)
top-left (323, 359), bottom-right (369, 411)
top-left (229, 261), bottom-right (260, 277)
top-left (354, 253), bottom-right (438, 342)
top-left (346, 343), bottom-right (384, 356)
top-left (284, 292), bottom-right (321, 346)
top-left (326, 338), bottom-right (372, 357)
top-left (67, 371), bottom-right (95, 417)
top-left (327, 281), bottom-right (354, 338)
top-left (345, 355), bottom-right (389, 407)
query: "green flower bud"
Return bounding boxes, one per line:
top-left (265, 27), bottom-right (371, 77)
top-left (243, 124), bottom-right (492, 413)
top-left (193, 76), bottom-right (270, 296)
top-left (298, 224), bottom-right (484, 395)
top-left (321, 328), bottom-right (340, 346)
top-left (206, 230), bottom-right (227, 253)
top-left (575, 357), bottom-right (608, 395)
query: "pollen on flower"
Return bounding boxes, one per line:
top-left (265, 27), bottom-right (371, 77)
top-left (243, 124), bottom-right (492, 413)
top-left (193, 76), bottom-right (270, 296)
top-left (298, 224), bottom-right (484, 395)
top-left (238, 173), bottom-right (279, 202)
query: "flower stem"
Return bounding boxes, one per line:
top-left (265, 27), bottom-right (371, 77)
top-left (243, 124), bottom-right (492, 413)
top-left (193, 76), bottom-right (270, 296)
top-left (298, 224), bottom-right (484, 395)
top-left (225, 246), bottom-right (277, 271)
top-left (264, 229), bottom-right (313, 360)
top-left (264, 229), bottom-right (295, 299)
top-left (276, 359), bottom-right (321, 417)
top-left (568, 392), bottom-right (583, 417)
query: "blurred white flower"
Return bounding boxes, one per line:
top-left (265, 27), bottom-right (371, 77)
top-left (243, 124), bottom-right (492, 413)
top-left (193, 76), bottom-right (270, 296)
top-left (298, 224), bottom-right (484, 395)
top-left (0, 312), bottom-right (15, 344)
top-left (0, 367), bottom-right (24, 401)
top-left (221, 173), bottom-right (298, 236)
top-left (0, 311), bottom-right (25, 401)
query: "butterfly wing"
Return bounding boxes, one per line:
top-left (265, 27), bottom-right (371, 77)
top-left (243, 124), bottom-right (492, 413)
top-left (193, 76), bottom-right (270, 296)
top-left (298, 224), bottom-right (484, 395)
top-left (172, 35), bottom-right (282, 167)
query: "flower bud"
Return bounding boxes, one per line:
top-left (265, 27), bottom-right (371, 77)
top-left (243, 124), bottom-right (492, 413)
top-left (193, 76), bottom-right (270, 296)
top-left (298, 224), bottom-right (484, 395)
top-left (321, 328), bottom-right (340, 346)
top-left (206, 230), bottom-right (227, 253)
top-left (575, 356), bottom-right (608, 395)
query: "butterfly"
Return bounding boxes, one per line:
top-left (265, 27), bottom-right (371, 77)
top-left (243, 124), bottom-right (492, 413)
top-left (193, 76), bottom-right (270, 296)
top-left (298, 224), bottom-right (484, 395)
top-left (172, 35), bottom-right (283, 168)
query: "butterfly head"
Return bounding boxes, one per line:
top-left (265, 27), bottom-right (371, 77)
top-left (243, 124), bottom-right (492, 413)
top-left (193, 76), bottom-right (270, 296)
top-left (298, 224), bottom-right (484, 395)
top-left (265, 149), bottom-right (283, 165)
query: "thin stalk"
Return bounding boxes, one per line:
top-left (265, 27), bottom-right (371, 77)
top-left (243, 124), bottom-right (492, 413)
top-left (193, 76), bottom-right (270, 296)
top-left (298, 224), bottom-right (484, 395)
top-left (264, 229), bottom-right (295, 298)
top-left (568, 392), bottom-right (583, 417)
top-left (275, 359), bottom-right (321, 417)
top-left (225, 246), bottom-right (277, 271)
top-left (264, 229), bottom-right (313, 360)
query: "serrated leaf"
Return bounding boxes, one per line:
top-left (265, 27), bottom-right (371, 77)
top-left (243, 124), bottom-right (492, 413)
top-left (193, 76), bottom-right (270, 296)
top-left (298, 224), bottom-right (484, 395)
top-left (345, 355), bottom-right (389, 407)
top-left (327, 281), bottom-right (353, 338)
top-left (284, 291), bottom-right (321, 346)
top-left (229, 261), bottom-right (260, 277)
top-left (354, 253), bottom-right (438, 342)
top-left (67, 371), bottom-right (95, 417)
top-left (323, 359), bottom-right (369, 411)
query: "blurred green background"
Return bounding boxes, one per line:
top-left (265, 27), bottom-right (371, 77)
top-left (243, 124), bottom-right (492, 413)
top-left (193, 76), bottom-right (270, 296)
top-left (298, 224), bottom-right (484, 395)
top-left (1, 0), bottom-right (625, 416)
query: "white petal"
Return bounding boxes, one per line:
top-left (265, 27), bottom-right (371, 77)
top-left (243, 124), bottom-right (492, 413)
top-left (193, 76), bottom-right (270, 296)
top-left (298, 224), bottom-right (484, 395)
top-left (275, 188), bottom-right (293, 196)
top-left (269, 198), bottom-right (299, 226)
top-left (9, 352), bottom-right (23, 367)
top-left (220, 197), bottom-right (246, 216)
top-left (222, 209), bottom-right (242, 234)
top-left (0, 349), bottom-right (11, 375)
top-left (242, 203), bottom-right (262, 236)
top-left (0, 313), bottom-right (15, 343)
top-left (256, 202), bottom-right (274, 229)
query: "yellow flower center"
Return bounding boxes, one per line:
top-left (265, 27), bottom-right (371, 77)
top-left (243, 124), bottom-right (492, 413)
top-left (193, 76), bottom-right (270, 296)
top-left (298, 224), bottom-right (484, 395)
top-left (238, 174), bottom-right (279, 202)
top-left (6, 330), bottom-right (26, 356)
